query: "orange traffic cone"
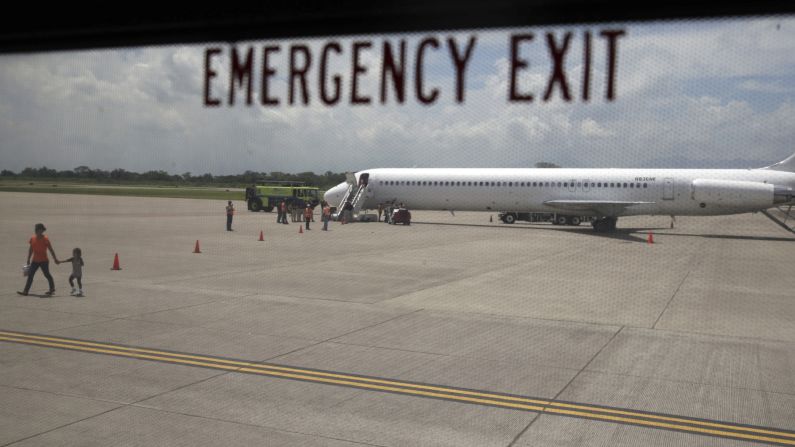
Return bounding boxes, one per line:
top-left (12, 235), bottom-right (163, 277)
top-left (258, 230), bottom-right (264, 241)
top-left (193, 240), bottom-right (202, 253)
top-left (299, 226), bottom-right (303, 234)
top-left (111, 253), bottom-right (121, 270)
top-left (647, 232), bottom-right (654, 244)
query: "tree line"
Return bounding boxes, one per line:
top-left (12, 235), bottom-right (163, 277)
top-left (0, 166), bottom-right (348, 190)
top-left (1, 163), bottom-right (560, 189)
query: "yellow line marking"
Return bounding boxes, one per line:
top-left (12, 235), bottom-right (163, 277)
top-left (0, 336), bottom-right (545, 410)
top-left (1, 331), bottom-right (793, 445)
top-left (2, 330), bottom-right (791, 440)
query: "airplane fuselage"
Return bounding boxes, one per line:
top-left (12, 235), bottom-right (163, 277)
top-left (337, 168), bottom-right (795, 217)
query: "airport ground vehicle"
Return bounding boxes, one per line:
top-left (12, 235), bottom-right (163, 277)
top-left (498, 212), bottom-right (593, 226)
top-left (387, 208), bottom-right (412, 225)
top-left (246, 181), bottom-right (321, 212)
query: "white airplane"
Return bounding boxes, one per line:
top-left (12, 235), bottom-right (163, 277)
top-left (324, 152), bottom-right (795, 232)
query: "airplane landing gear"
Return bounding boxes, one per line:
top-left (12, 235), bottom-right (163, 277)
top-left (592, 217), bottom-right (617, 232)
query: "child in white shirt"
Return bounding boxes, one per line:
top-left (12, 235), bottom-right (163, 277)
top-left (62, 248), bottom-right (85, 296)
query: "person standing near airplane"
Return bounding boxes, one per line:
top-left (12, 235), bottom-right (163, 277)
top-left (226, 201), bottom-right (235, 231)
top-left (322, 202), bottom-right (331, 231)
top-left (18, 223), bottom-right (60, 296)
top-left (279, 200), bottom-right (289, 224)
top-left (304, 204), bottom-right (313, 230)
top-left (245, 184), bottom-right (256, 210)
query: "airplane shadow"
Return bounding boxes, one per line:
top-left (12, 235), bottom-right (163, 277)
top-left (412, 221), bottom-right (656, 243)
top-left (654, 232), bottom-right (795, 243)
top-left (566, 228), bottom-right (650, 243)
top-left (412, 221), bottom-right (795, 243)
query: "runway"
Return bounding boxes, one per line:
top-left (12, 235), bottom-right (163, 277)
top-left (0, 192), bottom-right (793, 446)
top-left (1, 329), bottom-right (794, 445)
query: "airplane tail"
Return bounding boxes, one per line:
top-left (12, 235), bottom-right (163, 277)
top-left (761, 151), bottom-right (795, 172)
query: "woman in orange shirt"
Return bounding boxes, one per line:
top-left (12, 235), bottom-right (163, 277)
top-left (18, 223), bottom-right (60, 296)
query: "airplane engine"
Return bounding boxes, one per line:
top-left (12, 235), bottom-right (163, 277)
top-left (773, 185), bottom-right (795, 204)
top-left (691, 179), bottom-right (780, 209)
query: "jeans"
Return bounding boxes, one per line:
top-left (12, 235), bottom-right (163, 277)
top-left (24, 261), bottom-right (54, 293)
top-left (227, 214), bottom-right (233, 230)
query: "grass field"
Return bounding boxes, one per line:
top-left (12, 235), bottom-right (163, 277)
top-left (0, 181), bottom-right (242, 200)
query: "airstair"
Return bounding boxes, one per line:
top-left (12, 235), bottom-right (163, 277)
top-left (334, 173), bottom-right (369, 221)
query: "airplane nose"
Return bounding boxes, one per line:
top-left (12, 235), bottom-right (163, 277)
top-left (324, 182), bottom-right (348, 206)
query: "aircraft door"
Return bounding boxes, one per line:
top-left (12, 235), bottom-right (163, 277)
top-left (663, 178), bottom-right (674, 200)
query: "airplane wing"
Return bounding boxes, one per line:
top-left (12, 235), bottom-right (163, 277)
top-left (543, 200), bottom-right (655, 216)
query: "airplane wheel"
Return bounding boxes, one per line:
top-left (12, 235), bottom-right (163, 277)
top-left (556, 215), bottom-right (568, 225)
top-left (503, 214), bottom-right (516, 224)
top-left (570, 217), bottom-right (581, 226)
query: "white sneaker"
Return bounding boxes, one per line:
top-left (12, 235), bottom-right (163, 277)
top-left (77, 289), bottom-right (84, 297)
top-left (70, 287), bottom-right (77, 296)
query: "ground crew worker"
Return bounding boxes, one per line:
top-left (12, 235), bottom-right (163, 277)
top-left (322, 202), bottom-right (331, 231)
top-left (226, 201), bottom-right (235, 231)
top-left (18, 223), bottom-right (59, 296)
top-left (304, 205), bottom-right (313, 230)
top-left (279, 200), bottom-right (289, 224)
top-left (245, 184), bottom-right (256, 210)
top-left (342, 201), bottom-right (353, 223)
top-left (378, 203), bottom-right (383, 222)
top-left (291, 203), bottom-right (301, 222)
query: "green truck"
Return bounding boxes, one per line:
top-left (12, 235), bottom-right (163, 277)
top-left (244, 181), bottom-right (321, 212)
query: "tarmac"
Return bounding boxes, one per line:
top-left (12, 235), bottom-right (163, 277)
top-left (0, 191), bottom-right (793, 446)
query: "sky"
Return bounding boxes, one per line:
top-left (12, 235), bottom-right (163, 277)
top-left (1, 17), bottom-right (794, 175)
